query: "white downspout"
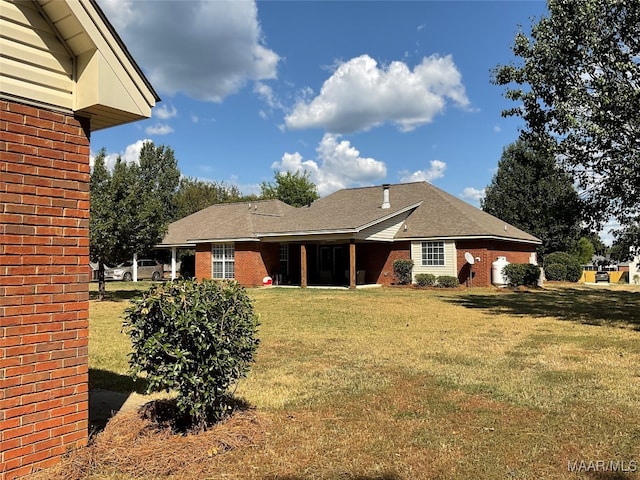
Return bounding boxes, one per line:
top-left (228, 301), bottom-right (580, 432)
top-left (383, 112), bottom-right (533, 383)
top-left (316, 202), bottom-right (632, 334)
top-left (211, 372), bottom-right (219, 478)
top-left (171, 247), bottom-right (177, 280)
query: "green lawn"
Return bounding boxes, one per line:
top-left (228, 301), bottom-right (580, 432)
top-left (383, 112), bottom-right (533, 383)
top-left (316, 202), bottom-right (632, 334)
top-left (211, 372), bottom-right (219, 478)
top-left (82, 282), bottom-right (640, 479)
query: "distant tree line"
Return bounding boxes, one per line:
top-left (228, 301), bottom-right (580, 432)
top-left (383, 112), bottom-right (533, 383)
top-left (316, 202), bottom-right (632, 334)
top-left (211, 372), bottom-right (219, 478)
top-left (89, 141), bottom-right (318, 298)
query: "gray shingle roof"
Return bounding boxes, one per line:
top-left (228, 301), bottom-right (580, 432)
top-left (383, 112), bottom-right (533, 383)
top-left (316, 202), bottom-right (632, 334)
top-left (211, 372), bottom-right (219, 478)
top-left (159, 182), bottom-right (540, 246)
top-left (158, 199), bottom-right (295, 246)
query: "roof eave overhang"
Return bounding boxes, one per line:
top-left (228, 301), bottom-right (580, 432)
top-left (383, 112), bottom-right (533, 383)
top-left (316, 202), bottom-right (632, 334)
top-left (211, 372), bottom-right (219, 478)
top-left (155, 243), bottom-right (196, 249)
top-left (256, 229), bottom-right (357, 238)
top-left (400, 234), bottom-right (542, 245)
top-left (189, 237), bottom-right (259, 243)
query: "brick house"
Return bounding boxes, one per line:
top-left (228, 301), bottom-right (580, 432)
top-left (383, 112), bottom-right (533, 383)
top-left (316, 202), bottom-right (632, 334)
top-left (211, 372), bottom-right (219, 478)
top-left (0, 1), bottom-right (158, 478)
top-left (159, 182), bottom-right (541, 288)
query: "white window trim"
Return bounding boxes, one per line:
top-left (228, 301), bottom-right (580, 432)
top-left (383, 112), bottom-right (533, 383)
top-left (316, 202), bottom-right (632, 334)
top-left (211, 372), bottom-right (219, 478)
top-left (212, 243), bottom-right (235, 279)
top-left (421, 241), bottom-right (446, 267)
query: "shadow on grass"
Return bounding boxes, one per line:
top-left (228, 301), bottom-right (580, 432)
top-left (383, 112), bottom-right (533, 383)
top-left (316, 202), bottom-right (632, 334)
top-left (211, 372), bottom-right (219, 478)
top-left (444, 286), bottom-right (640, 330)
top-left (89, 287), bottom-right (146, 302)
top-left (89, 369), bottom-right (149, 436)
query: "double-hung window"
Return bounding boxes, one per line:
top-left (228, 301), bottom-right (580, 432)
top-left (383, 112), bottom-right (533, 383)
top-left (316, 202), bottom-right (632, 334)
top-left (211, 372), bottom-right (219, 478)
top-left (212, 243), bottom-right (234, 279)
top-left (421, 241), bottom-right (445, 266)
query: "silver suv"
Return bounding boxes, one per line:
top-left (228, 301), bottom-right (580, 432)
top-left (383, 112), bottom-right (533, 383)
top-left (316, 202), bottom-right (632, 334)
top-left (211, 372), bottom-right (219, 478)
top-left (105, 259), bottom-right (163, 281)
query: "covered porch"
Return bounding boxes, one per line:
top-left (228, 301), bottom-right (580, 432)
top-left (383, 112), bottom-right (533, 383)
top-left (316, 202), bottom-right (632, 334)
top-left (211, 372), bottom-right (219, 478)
top-left (275, 240), bottom-right (398, 289)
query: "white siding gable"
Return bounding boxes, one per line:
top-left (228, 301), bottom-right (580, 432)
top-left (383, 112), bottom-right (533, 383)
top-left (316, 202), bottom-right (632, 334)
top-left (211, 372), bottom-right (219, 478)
top-left (356, 211), bottom-right (411, 241)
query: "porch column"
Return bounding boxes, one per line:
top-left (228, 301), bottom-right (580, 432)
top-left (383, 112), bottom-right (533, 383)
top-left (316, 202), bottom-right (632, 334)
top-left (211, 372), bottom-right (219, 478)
top-left (300, 243), bottom-right (308, 288)
top-left (171, 247), bottom-right (177, 280)
top-left (132, 252), bottom-right (138, 282)
top-left (349, 240), bottom-right (356, 290)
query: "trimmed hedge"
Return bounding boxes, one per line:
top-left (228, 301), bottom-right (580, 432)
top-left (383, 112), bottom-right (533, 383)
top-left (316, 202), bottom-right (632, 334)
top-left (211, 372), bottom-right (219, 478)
top-left (436, 275), bottom-right (459, 288)
top-left (544, 263), bottom-right (567, 282)
top-left (502, 263), bottom-right (541, 287)
top-left (415, 273), bottom-right (436, 287)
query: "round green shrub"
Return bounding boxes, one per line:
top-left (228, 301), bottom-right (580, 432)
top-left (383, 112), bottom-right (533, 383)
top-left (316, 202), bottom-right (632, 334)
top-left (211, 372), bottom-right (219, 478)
top-left (124, 279), bottom-right (260, 429)
top-left (393, 259), bottom-right (414, 285)
top-left (502, 263), bottom-right (541, 287)
top-left (436, 275), bottom-right (459, 288)
top-left (544, 263), bottom-right (567, 281)
top-left (543, 252), bottom-right (582, 282)
top-left (415, 273), bottom-right (436, 287)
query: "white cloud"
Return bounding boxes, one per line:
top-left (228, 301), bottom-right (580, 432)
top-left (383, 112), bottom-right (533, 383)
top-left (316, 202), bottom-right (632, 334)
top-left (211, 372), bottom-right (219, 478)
top-left (493, 125), bottom-right (502, 133)
top-left (460, 187), bottom-right (486, 205)
top-left (285, 54), bottom-right (469, 134)
top-left (145, 123), bottom-right (175, 135)
top-left (271, 134), bottom-right (387, 195)
top-left (97, 0), bottom-right (279, 102)
top-left (399, 160), bottom-right (447, 183)
top-left (90, 139), bottom-right (151, 171)
top-left (254, 82), bottom-right (276, 108)
top-left (153, 104), bottom-right (177, 120)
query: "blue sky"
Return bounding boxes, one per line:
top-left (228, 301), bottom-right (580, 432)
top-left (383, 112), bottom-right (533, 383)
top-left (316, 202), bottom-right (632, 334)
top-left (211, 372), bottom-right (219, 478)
top-left (93, 1), bottom-right (549, 206)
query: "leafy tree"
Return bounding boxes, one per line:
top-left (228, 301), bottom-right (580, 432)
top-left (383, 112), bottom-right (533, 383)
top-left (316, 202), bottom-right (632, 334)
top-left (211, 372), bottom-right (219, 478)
top-left (571, 237), bottom-right (595, 265)
top-left (89, 149), bottom-right (116, 300)
top-left (138, 142), bottom-right (181, 221)
top-left (260, 170), bottom-right (319, 207)
top-left (89, 142), bottom-right (180, 299)
top-left (482, 139), bottom-right (583, 257)
top-left (493, 0), bottom-right (640, 246)
top-left (609, 223), bottom-right (640, 262)
top-left (174, 177), bottom-right (243, 220)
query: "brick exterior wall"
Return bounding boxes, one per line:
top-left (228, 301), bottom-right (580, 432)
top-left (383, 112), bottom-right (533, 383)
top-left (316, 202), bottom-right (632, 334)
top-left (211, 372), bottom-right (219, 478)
top-left (0, 100), bottom-right (91, 479)
top-left (358, 241), bottom-right (411, 286)
top-left (195, 242), bottom-right (279, 287)
top-left (194, 243), bottom-right (212, 280)
top-left (456, 239), bottom-right (537, 287)
top-left (235, 243), bottom-right (279, 287)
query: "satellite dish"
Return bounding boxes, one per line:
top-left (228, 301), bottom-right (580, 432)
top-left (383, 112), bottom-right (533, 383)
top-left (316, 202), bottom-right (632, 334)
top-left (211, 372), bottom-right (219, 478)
top-left (464, 252), bottom-right (475, 265)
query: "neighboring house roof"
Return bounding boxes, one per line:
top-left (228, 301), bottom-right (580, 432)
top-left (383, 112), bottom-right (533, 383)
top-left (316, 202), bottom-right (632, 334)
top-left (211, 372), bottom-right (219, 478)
top-left (0, 0), bottom-right (159, 130)
top-left (159, 199), bottom-right (295, 247)
top-left (159, 182), bottom-right (541, 247)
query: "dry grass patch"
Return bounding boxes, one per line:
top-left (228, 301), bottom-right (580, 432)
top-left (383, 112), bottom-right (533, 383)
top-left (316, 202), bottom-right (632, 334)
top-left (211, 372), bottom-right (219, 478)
top-left (44, 283), bottom-right (640, 479)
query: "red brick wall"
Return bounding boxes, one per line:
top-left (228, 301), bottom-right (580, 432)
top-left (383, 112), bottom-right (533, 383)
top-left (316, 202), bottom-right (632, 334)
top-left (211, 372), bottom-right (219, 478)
top-left (194, 242), bottom-right (278, 287)
top-left (235, 243), bottom-right (278, 287)
top-left (456, 239), bottom-right (537, 287)
top-left (194, 243), bottom-right (211, 280)
top-left (0, 100), bottom-right (90, 479)
top-left (358, 241), bottom-right (411, 286)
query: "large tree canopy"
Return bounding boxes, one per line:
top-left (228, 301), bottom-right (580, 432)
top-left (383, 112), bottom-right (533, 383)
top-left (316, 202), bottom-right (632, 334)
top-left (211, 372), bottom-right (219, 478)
top-left (173, 178), bottom-right (244, 220)
top-left (260, 170), bottom-right (319, 207)
top-left (482, 139), bottom-right (583, 258)
top-left (493, 0), bottom-right (640, 244)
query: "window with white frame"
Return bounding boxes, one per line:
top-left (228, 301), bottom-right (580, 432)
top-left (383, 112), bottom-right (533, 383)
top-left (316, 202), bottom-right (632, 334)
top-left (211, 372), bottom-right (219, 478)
top-left (421, 241), bottom-right (445, 266)
top-left (212, 243), bottom-right (234, 279)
